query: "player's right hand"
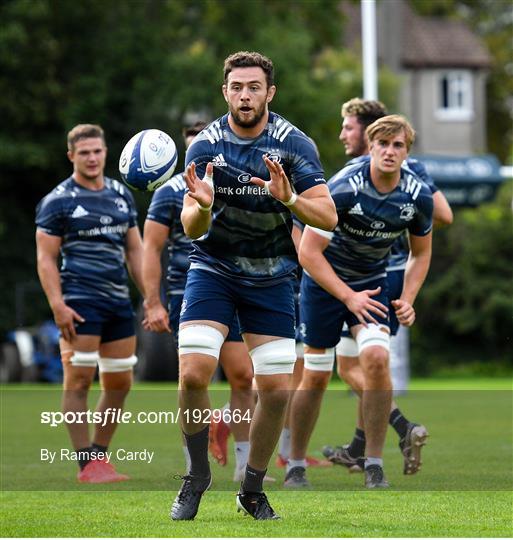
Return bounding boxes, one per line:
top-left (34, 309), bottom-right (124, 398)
top-left (53, 302), bottom-right (85, 342)
top-left (143, 300), bottom-right (171, 333)
top-left (346, 287), bottom-right (388, 327)
top-left (184, 162), bottom-right (214, 210)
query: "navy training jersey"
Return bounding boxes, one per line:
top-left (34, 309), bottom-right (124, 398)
top-left (184, 112), bottom-right (326, 286)
top-left (35, 176), bottom-right (138, 303)
top-left (146, 173), bottom-right (191, 295)
top-left (346, 155), bottom-right (438, 271)
top-left (319, 160), bottom-right (433, 285)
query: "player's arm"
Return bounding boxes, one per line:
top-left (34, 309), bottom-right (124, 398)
top-left (142, 219), bottom-right (171, 333)
top-left (252, 156), bottom-right (337, 232)
top-left (299, 227), bottom-right (388, 327)
top-left (180, 162), bottom-right (214, 239)
top-left (432, 190), bottom-right (453, 228)
top-left (291, 223), bottom-right (303, 253)
top-left (124, 225), bottom-right (145, 298)
top-left (392, 232), bottom-right (432, 327)
top-left (409, 160), bottom-right (452, 228)
top-left (35, 229), bottom-right (84, 342)
top-left (292, 183), bottom-right (337, 232)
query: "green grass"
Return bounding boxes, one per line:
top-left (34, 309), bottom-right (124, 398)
top-left (1, 378), bottom-right (512, 537)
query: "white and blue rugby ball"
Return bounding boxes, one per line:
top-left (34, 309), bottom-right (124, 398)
top-left (119, 129), bottom-right (178, 191)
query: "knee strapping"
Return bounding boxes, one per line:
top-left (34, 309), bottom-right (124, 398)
top-left (178, 325), bottom-right (224, 360)
top-left (356, 325), bottom-right (390, 353)
top-left (250, 338), bottom-right (296, 375)
top-left (304, 348), bottom-right (335, 371)
top-left (98, 355), bottom-right (137, 373)
top-left (70, 351), bottom-right (99, 368)
top-left (336, 337), bottom-right (359, 357)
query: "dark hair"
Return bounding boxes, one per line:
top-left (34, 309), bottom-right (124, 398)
top-left (182, 121), bottom-right (209, 140)
top-left (67, 124), bottom-right (105, 151)
top-left (341, 98), bottom-right (388, 129)
top-left (223, 51), bottom-right (274, 88)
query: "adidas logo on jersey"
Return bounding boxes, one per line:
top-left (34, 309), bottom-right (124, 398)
top-left (403, 174), bottom-right (422, 200)
top-left (71, 205), bottom-right (89, 218)
top-left (271, 118), bottom-right (293, 142)
top-left (348, 203), bottom-right (364, 216)
top-left (212, 153), bottom-right (227, 167)
top-left (203, 121), bottom-right (223, 144)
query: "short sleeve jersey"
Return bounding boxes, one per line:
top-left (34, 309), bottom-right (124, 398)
top-left (146, 173), bottom-right (192, 295)
top-left (184, 112), bottom-right (326, 286)
top-left (346, 155), bottom-right (439, 272)
top-left (323, 160), bottom-right (433, 285)
top-left (35, 176), bottom-right (138, 303)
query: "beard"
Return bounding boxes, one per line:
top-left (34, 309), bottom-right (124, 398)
top-left (230, 101), bottom-right (267, 129)
top-left (347, 139), bottom-right (367, 158)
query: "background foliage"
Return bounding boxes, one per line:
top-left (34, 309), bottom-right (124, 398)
top-left (412, 181), bottom-right (513, 374)
top-left (0, 0), bottom-right (511, 372)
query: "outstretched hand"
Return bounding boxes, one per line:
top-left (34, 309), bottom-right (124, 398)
top-left (250, 155), bottom-right (293, 203)
top-left (346, 286), bottom-right (388, 327)
top-left (184, 162), bottom-right (214, 209)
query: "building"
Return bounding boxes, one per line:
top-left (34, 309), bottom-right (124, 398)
top-left (344, 0), bottom-right (492, 155)
top-left (344, 0), bottom-right (504, 206)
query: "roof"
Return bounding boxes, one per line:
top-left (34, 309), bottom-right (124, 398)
top-left (342, 0), bottom-right (491, 69)
top-left (402, 5), bottom-right (491, 68)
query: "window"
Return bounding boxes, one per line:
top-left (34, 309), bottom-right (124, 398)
top-left (436, 71), bottom-right (474, 121)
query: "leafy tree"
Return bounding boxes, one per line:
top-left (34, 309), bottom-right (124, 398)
top-left (412, 180), bottom-right (513, 373)
top-left (1, 0), bottom-right (398, 337)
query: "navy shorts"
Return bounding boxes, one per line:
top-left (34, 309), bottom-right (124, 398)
top-left (339, 269), bottom-right (404, 339)
top-left (300, 273), bottom-right (390, 349)
top-left (169, 293), bottom-right (243, 345)
top-left (66, 299), bottom-right (135, 343)
top-left (180, 269), bottom-right (296, 339)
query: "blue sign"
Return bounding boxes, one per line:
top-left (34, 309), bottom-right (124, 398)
top-left (412, 154), bottom-right (505, 207)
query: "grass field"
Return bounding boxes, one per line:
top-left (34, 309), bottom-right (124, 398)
top-left (1, 378), bottom-right (512, 537)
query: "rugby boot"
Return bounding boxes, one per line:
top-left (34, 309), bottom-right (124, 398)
top-left (170, 474), bottom-right (212, 520)
top-left (283, 466), bottom-right (310, 488)
top-left (364, 464), bottom-right (389, 488)
top-left (209, 412), bottom-right (231, 466)
top-left (236, 489), bottom-right (280, 520)
top-left (322, 444), bottom-right (364, 472)
top-left (399, 423), bottom-right (429, 475)
top-left (77, 459), bottom-right (129, 483)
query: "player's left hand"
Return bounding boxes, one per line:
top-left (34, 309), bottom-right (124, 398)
top-left (250, 155), bottom-right (293, 203)
top-left (391, 299), bottom-right (416, 326)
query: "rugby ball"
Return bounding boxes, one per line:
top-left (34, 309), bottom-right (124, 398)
top-left (119, 129), bottom-right (178, 191)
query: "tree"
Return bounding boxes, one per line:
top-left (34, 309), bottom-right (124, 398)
top-left (0, 0), bottom-right (400, 337)
top-left (412, 181), bottom-right (513, 373)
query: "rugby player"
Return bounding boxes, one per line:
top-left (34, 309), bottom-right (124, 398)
top-left (36, 124), bottom-right (143, 483)
top-left (170, 51), bottom-right (336, 520)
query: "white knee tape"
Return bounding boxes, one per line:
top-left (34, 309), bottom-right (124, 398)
top-left (179, 325), bottom-right (224, 360)
top-left (70, 351), bottom-right (99, 368)
top-left (304, 348), bottom-right (335, 371)
top-left (356, 325), bottom-right (390, 354)
top-left (336, 337), bottom-right (359, 357)
top-left (250, 338), bottom-right (296, 375)
top-left (98, 355), bottom-right (137, 373)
